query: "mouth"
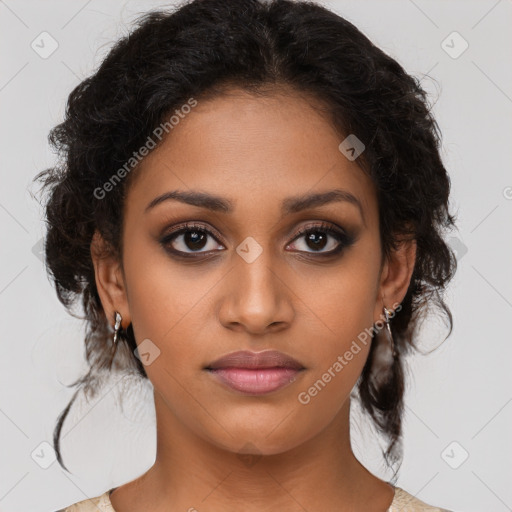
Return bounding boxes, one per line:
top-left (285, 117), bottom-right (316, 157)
top-left (204, 350), bottom-right (306, 395)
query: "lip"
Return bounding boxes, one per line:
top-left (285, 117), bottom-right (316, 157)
top-left (207, 367), bottom-right (304, 395)
top-left (205, 349), bottom-right (305, 371)
top-left (204, 350), bottom-right (306, 396)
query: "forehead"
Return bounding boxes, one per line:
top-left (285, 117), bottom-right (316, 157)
top-left (124, 88), bottom-right (377, 225)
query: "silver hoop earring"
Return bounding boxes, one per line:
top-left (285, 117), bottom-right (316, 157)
top-left (383, 306), bottom-right (397, 358)
top-left (113, 311), bottom-right (122, 347)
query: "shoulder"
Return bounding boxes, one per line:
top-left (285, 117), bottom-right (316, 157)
top-left (54, 491), bottom-right (114, 512)
top-left (390, 487), bottom-right (453, 512)
top-left (55, 486), bottom-right (455, 512)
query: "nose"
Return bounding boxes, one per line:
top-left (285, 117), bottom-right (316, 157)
top-left (218, 250), bottom-right (295, 335)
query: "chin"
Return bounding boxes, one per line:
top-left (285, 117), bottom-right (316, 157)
top-left (205, 421), bottom-right (310, 458)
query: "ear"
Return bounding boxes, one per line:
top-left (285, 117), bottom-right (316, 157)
top-left (90, 230), bottom-right (130, 330)
top-left (373, 237), bottom-right (417, 322)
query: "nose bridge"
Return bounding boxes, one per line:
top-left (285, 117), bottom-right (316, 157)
top-left (236, 239), bottom-right (280, 305)
top-left (219, 238), bottom-right (293, 332)
top-left (237, 244), bottom-right (278, 298)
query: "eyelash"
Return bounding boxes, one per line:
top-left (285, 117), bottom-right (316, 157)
top-left (159, 221), bottom-right (355, 259)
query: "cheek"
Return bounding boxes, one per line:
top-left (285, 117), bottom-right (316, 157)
top-left (290, 252), bottom-right (379, 403)
top-left (294, 304), bottom-right (373, 426)
top-left (122, 229), bottom-right (182, 329)
top-left (121, 233), bottom-right (220, 369)
top-left (292, 248), bottom-right (380, 347)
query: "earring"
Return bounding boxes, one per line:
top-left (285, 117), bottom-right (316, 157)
top-left (112, 311), bottom-right (122, 347)
top-left (383, 306), bottom-right (397, 358)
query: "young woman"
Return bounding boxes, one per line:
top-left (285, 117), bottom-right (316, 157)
top-left (36, 0), bottom-right (457, 510)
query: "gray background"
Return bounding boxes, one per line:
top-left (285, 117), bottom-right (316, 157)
top-left (1, 1), bottom-right (511, 511)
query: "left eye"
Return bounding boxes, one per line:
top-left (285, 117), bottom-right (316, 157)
top-left (287, 224), bottom-right (348, 254)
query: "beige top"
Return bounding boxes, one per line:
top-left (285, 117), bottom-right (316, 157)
top-left (57, 486), bottom-right (453, 511)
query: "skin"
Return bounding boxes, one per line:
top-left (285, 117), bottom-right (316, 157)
top-left (91, 86), bottom-right (416, 512)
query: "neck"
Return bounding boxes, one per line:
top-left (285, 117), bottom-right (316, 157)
top-left (110, 391), bottom-right (395, 512)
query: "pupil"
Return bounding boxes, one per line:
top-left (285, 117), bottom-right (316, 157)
top-left (306, 232), bottom-right (327, 250)
top-left (185, 230), bottom-right (206, 250)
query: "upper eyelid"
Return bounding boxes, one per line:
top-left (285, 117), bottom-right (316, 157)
top-left (164, 222), bottom-right (225, 243)
top-left (165, 221), bottom-right (343, 236)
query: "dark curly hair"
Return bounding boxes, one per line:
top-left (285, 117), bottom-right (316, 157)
top-left (33, 0), bottom-right (458, 481)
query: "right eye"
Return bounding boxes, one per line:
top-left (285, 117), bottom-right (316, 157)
top-left (160, 222), bottom-right (225, 257)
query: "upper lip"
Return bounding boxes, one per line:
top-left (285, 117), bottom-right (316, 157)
top-left (205, 350), bottom-right (305, 370)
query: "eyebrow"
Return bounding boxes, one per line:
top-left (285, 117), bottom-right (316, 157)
top-left (145, 188), bottom-right (365, 223)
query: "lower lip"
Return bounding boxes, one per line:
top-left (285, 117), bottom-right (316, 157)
top-left (206, 367), bottom-right (303, 395)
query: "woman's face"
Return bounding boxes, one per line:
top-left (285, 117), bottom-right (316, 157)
top-left (94, 88), bottom-right (414, 456)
